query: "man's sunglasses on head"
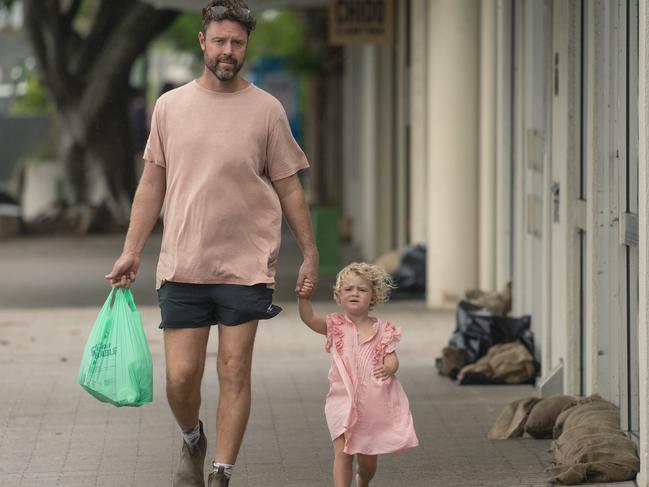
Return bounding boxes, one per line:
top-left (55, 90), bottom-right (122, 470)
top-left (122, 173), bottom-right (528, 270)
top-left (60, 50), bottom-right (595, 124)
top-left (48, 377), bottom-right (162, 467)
top-left (211, 5), bottom-right (252, 19)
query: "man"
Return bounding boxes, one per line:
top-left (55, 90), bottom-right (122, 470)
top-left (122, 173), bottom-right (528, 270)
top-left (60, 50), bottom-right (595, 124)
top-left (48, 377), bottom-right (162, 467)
top-left (105, 2), bottom-right (319, 486)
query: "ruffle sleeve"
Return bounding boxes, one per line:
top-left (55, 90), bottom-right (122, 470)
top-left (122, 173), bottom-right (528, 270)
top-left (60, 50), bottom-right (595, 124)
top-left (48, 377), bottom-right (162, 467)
top-left (372, 322), bottom-right (402, 365)
top-left (383, 322), bottom-right (402, 354)
top-left (325, 313), bottom-right (346, 355)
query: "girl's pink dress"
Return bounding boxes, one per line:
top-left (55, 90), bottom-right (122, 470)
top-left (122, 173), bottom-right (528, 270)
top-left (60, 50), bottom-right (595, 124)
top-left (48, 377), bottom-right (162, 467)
top-left (324, 313), bottom-right (419, 455)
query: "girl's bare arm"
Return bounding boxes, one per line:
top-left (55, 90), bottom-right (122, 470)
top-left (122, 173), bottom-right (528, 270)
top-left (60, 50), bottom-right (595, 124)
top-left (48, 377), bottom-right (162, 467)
top-left (384, 352), bottom-right (399, 374)
top-left (374, 352), bottom-right (399, 380)
top-left (298, 296), bottom-right (327, 335)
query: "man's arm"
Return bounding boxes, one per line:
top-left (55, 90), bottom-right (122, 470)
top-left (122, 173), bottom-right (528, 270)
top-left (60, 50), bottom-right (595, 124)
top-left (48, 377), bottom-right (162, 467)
top-left (272, 173), bottom-right (319, 295)
top-left (105, 162), bottom-right (166, 287)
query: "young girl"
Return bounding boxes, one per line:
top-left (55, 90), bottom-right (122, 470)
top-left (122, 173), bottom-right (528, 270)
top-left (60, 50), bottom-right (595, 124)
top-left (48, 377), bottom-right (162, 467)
top-left (298, 262), bottom-right (418, 487)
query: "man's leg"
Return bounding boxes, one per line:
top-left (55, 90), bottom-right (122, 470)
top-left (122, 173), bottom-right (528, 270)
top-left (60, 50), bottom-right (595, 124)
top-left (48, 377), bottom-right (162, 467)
top-left (214, 320), bottom-right (259, 464)
top-left (165, 327), bottom-right (210, 487)
top-left (164, 327), bottom-right (211, 428)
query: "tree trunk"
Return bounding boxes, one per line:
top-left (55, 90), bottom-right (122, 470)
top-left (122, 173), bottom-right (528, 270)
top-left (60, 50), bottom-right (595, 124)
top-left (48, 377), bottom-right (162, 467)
top-left (22, 0), bottom-right (178, 228)
top-left (86, 84), bottom-right (137, 223)
top-left (59, 129), bottom-right (87, 205)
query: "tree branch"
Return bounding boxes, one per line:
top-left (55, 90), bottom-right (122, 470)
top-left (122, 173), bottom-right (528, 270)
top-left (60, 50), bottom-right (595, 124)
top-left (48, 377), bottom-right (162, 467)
top-left (23, 0), bottom-right (71, 101)
top-left (62, 0), bottom-right (82, 27)
top-left (71, 0), bottom-right (131, 78)
top-left (78, 3), bottom-right (178, 136)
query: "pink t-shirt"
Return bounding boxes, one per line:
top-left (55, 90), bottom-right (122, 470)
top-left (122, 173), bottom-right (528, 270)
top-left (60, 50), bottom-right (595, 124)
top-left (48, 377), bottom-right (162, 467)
top-left (143, 80), bottom-right (309, 288)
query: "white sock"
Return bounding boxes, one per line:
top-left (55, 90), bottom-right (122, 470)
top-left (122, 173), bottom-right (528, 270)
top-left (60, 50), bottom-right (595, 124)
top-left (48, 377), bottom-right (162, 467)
top-left (181, 423), bottom-right (201, 447)
top-left (213, 462), bottom-right (234, 479)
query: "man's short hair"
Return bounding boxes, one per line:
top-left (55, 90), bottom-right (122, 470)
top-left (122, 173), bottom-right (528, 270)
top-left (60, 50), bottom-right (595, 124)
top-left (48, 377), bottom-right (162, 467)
top-left (202, 0), bottom-right (257, 35)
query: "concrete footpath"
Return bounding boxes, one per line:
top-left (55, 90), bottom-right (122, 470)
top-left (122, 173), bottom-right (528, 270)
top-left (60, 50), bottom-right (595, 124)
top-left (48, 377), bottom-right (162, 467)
top-left (0, 299), bottom-right (564, 487)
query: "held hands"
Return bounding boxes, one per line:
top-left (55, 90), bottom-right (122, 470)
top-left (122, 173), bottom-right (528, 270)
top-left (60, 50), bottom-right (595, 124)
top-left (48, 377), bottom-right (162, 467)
top-left (373, 364), bottom-right (396, 381)
top-left (105, 252), bottom-right (140, 288)
top-left (296, 256), bottom-right (318, 298)
top-left (297, 277), bottom-right (316, 298)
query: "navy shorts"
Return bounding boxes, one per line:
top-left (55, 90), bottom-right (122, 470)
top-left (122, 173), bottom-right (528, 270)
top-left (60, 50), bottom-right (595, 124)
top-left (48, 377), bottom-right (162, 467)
top-left (157, 282), bottom-right (282, 328)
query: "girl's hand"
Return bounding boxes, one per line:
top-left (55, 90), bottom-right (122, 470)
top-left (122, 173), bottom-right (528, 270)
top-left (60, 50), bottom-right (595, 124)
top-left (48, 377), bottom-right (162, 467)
top-left (297, 277), bottom-right (315, 298)
top-left (373, 364), bottom-right (395, 380)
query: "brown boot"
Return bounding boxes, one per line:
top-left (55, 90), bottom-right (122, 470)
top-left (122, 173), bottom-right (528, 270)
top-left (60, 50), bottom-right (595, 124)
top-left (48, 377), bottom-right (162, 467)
top-left (173, 421), bottom-right (207, 487)
top-left (207, 466), bottom-right (230, 487)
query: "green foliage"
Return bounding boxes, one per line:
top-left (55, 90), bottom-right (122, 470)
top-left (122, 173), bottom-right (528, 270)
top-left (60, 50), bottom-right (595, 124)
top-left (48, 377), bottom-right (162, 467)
top-left (9, 71), bottom-right (53, 115)
top-left (247, 10), bottom-right (320, 73)
top-left (159, 11), bottom-right (202, 56)
top-left (72, 0), bottom-right (99, 35)
top-left (247, 10), bottom-right (304, 60)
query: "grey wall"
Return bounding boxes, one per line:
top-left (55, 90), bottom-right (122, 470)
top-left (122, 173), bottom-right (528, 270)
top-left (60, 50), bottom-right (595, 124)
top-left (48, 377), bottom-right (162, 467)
top-left (0, 115), bottom-right (51, 182)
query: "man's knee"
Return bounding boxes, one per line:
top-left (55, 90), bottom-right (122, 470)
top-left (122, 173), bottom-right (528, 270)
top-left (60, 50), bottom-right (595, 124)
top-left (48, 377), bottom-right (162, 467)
top-left (166, 362), bottom-right (203, 393)
top-left (217, 353), bottom-right (252, 387)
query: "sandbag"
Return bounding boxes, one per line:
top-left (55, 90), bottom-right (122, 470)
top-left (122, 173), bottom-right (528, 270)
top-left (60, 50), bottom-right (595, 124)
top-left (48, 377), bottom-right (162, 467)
top-left (458, 342), bottom-right (536, 385)
top-left (487, 397), bottom-right (541, 440)
top-left (524, 395), bottom-right (577, 439)
top-left (464, 281), bottom-right (512, 316)
top-left (553, 395), bottom-right (617, 438)
top-left (547, 396), bottom-right (639, 485)
top-left (436, 345), bottom-right (466, 379)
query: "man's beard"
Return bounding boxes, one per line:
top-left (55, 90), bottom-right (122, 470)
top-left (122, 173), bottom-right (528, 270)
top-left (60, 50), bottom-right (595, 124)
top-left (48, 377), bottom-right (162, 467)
top-left (205, 53), bottom-right (244, 82)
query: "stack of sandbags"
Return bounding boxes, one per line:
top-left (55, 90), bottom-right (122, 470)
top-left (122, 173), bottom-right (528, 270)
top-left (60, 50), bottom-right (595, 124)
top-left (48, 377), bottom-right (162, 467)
top-left (436, 297), bottom-right (536, 385)
top-left (457, 342), bottom-right (536, 385)
top-left (488, 394), bottom-right (640, 484)
top-left (547, 395), bottom-right (639, 484)
top-left (487, 394), bottom-right (573, 440)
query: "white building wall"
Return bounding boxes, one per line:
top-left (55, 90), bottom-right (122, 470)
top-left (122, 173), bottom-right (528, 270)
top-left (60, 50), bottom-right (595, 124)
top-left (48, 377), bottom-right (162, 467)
top-left (341, 45), bottom-right (381, 262)
top-left (342, 46), bottom-right (363, 256)
top-left (479, 0), bottom-right (498, 292)
top-left (358, 46), bottom-right (379, 261)
top-left (343, 40), bottom-right (399, 263)
top-left (549, 0), bottom-right (582, 396)
top-left (406, 0), bottom-right (646, 469)
top-left (636, 0), bottom-right (649, 483)
top-left (583, 0), bottom-right (633, 405)
top-left (376, 44), bottom-right (395, 258)
top-left (409, 0), bottom-right (428, 246)
top-left (495, 0), bottom-right (514, 292)
top-left (425, 0), bottom-right (480, 308)
top-left (513, 0), bottom-right (554, 369)
top-left (394, 0), bottom-right (409, 250)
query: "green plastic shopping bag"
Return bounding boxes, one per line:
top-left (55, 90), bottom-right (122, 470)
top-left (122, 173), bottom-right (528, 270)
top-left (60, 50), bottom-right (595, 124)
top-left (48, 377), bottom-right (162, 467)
top-left (77, 288), bottom-right (153, 407)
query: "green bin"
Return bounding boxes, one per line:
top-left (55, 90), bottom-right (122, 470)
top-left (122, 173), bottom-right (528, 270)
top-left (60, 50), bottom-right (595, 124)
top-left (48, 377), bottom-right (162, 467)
top-left (311, 206), bottom-right (341, 274)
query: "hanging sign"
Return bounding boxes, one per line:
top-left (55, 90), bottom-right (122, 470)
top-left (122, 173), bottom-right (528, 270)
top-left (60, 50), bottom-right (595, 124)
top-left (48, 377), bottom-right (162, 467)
top-left (329, 0), bottom-right (394, 45)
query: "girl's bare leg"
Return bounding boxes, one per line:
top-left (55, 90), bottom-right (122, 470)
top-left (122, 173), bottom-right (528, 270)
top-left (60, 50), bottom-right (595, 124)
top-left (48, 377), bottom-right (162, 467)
top-left (333, 435), bottom-right (353, 487)
top-left (356, 454), bottom-right (377, 487)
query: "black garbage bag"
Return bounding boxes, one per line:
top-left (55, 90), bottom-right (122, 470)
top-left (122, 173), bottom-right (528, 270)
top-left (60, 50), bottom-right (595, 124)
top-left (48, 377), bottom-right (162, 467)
top-left (447, 300), bottom-right (534, 366)
top-left (390, 244), bottom-right (426, 300)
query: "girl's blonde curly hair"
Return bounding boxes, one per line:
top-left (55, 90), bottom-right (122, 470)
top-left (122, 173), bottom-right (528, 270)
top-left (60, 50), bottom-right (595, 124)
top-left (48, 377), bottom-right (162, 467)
top-left (333, 262), bottom-right (396, 309)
